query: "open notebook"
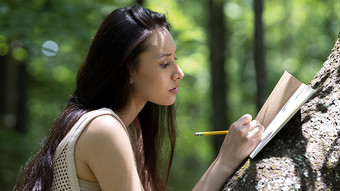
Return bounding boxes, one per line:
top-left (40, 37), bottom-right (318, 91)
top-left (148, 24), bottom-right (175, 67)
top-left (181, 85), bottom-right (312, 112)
top-left (250, 71), bottom-right (315, 159)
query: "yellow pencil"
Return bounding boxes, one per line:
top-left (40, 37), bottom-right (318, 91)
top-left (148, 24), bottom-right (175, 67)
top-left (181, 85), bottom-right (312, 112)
top-left (195, 130), bottom-right (229, 136)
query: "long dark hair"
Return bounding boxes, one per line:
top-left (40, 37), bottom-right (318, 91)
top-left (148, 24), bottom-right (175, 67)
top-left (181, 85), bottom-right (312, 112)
top-left (15, 5), bottom-right (176, 191)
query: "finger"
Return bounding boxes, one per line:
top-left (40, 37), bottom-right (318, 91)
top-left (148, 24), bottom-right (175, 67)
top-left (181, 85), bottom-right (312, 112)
top-left (238, 114), bottom-right (252, 125)
top-left (248, 120), bottom-right (261, 131)
top-left (249, 124), bottom-right (264, 138)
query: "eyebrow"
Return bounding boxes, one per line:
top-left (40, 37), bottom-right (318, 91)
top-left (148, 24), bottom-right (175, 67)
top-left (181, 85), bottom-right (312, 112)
top-left (159, 53), bottom-right (172, 58)
top-left (159, 48), bottom-right (177, 58)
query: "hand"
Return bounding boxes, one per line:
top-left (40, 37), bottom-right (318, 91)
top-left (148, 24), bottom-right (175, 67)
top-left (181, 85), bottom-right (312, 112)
top-left (217, 114), bottom-right (264, 174)
top-left (192, 114), bottom-right (263, 191)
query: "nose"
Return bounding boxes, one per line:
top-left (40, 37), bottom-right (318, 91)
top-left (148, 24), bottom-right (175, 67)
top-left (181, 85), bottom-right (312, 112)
top-left (172, 64), bottom-right (184, 80)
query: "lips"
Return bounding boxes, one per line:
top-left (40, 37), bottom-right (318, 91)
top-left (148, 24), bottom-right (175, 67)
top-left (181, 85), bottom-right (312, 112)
top-left (169, 84), bottom-right (179, 94)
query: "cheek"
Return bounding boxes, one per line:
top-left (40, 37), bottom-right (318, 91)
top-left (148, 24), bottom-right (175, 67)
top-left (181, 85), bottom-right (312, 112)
top-left (134, 68), bottom-right (171, 92)
top-left (158, 73), bottom-right (168, 81)
top-left (133, 73), bottom-right (157, 91)
top-left (144, 70), bottom-right (168, 85)
top-left (155, 73), bottom-right (169, 88)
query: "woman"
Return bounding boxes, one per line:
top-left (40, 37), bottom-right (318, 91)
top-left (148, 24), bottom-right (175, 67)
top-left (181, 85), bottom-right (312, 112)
top-left (15, 5), bottom-right (263, 191)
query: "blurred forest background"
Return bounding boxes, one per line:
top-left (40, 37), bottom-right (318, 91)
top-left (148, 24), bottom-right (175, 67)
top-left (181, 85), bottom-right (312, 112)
top-left (0, 0), bottom-right (339, 190)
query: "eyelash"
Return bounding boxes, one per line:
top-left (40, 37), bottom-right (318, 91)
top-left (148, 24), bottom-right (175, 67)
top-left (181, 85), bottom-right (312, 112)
top-left (161, 63), bottom-right (170, 68)
top-left (161, 58), bottom-right (178, 69)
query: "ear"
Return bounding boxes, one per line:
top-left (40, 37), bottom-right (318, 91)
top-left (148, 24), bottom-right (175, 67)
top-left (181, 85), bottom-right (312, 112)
top-left (128, 65), bottom-right (136, 85)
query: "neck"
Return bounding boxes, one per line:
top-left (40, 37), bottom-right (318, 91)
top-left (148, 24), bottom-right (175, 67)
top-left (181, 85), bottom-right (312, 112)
top-left (115, 97), bottom-right (146, 127)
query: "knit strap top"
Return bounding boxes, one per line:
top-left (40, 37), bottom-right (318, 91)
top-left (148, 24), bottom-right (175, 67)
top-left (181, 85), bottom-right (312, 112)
top-left (50, 108), bottom-right (139, 191)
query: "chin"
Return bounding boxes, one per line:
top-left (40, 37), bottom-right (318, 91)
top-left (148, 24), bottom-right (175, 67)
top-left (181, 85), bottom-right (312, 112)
top-left (159, 102), bottom-right (176, 106)
top-left (153, 98), bottom-right (176, 106)
top-left (166, 97), bottom-right (176, 106)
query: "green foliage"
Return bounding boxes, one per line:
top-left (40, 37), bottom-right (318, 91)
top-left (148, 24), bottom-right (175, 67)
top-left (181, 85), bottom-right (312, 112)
top-left (0, 0), bottom-right (339, 190)
top-left (0, 128), bottom-right (41, 191)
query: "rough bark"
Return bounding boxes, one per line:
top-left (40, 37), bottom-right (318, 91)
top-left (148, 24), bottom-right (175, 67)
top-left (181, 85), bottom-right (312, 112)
top-left (222, 34), bottom-right (340, 190)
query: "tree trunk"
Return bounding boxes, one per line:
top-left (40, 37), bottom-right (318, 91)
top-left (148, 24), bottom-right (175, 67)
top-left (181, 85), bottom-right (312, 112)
top-left (0, 53), bottom-right (28, 133)
top-left (136, 0), bottom-right (144, 6)
top-left (253, 0), bottom-right (267, 111)
top-left (0, 54), bottom-right (18, 130)
top-left (15, 63), bottom-right (28, 133)
top-left (0, 55), bottom-right (6, 115)
top-left (208, 0), bottom-right (228, 156)
top-left (221, 33), bottom-right (340, 190)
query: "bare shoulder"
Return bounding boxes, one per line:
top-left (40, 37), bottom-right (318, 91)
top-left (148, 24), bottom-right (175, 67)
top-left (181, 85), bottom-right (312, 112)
top-left (77, 114), bottom-right (131, 159)
top-left (85, 114), bottom-right (127, 136)
top-left (77, 114), bottom-right (129, 151)
top-left (75, 114), bottom-right (142, 190)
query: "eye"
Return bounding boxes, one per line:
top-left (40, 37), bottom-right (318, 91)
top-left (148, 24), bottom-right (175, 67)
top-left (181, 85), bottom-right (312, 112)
top-left (161, 63), bottom-right (170, 69)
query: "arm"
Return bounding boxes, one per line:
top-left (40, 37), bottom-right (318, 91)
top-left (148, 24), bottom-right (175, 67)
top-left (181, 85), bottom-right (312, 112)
top-left (75, 115), bottom-right (144, 191)
top-left (193, 114), bottom-right (264, 191)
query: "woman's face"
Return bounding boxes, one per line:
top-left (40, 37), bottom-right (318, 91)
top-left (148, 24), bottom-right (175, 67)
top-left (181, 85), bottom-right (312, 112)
top-left (130, 29), bottom-right (184, 106)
